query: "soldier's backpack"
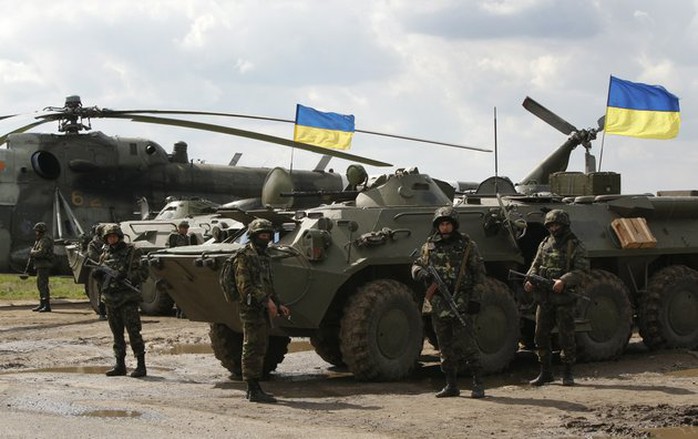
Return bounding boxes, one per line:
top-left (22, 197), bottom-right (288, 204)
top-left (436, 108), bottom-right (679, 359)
top-left (218, 250), bottom-right (243, 302)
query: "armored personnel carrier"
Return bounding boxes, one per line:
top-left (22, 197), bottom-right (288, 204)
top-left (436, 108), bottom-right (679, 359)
top-left (145, 100), bottom-right (698, 381)
top-left (66, 197), bottom-right (243, 315)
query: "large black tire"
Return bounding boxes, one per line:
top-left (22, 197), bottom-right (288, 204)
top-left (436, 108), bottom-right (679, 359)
top-left (638, 265), bottom-right (698, 350)
top-left (474, 278), bottom-right (520, 374)
top-left (209, 323), bottom-right (290, 379)
top-left (310, 324), bottom-right (345, 367)
top-left (575, 269), bottom-right (633, 361)
top-left (339, 279), bottom-right (423, 381)
top-left (139, 276), bottom-right (175, 315)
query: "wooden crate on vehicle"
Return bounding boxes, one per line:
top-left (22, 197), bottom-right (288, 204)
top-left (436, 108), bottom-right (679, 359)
top-left (611, 217), bottom-right (657, 249)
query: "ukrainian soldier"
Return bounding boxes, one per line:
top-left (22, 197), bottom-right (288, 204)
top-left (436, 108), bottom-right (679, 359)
top-left (86, 224), bottom-right (107, 320)
top-left (232, 218), bottom-right (290, 403)
top-left (525, 209), bottom-right (590, 386)
top-left (167, 220), bottom-right (197, 248)
top-left (95, 223), bottom-right (148, 378)
top-left (29, 222), bottom-right (54, 313)
top-left (411, 207), bottom-right (487, 399)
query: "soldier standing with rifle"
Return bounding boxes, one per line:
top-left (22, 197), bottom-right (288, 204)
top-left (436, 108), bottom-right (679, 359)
top-left (86, 224), bottom-right (107, 320)
top-left (29, 222), bottom-right (54, 313)
top-left (94, 223), bottom-right (148, 378)
top-left (231, 218), bottom-right (290, 403)
top-left (411, 207), bottom-right (486, 399)
top-left (524, 209), bottom-right (589, 386)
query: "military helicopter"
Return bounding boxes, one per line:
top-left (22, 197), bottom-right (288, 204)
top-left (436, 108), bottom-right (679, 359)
top-left (0, 96), bottom-right (488, 273)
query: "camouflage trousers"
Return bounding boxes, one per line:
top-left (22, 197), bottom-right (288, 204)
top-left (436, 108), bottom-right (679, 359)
top-left (534, 303), bottom-right (576, 365)
top-left (35, 267), bottom-right (50, 301)
top-left (105, 302), bottom-right (145, 359)
top-left (241, 308), bottom-right (270, 381)
top-left (432, 313), bottom-right (481, 375)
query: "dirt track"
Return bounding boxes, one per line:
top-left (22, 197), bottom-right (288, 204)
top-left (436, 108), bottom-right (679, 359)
top-left (0, 300), bottom-right (697, 438)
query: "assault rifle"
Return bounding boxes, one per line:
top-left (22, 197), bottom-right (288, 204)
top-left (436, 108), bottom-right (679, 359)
top-left (413, 258), bottom-right (469, 327)
top-left (508, 269), bottom-right (590, 302)
top-left (84, 258), bottom-right (141, 294)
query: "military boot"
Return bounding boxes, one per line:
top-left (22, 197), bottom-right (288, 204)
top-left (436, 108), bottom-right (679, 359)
top-left (435, 370), bottom-right (460, 398)
top-left (130, 354), bottom-right (147, 378)
top-left (529, 358), bottom-right (554, 386)
top-left (246, 380), bottom-right (277, 403)
top-left (37, 299), bottom-right (51, 313)
top-left (105, 357), bottom-right (127, 376)
top-left (471, 372), bottom-right (485, 399)
top-left (31, 300), bottom-right (44, 312)
top-left (562, 363), bottom-right (574, 386)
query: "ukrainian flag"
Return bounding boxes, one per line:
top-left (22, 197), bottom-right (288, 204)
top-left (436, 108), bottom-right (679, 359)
top-left (605, 76), bottom-right (680, 139)
top-left (293, 104), bottom-right (355, 150)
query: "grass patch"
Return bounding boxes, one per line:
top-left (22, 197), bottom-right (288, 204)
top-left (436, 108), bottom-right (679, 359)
top-left (0, 274), bottom-right (86, 301)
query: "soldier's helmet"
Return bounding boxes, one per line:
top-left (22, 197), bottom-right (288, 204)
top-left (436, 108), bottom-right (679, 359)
top-left (102, 223), bottom-right (124, 239)
top-left (178, 220), bottom-right (190, 228)
top-left (248, 218), bottom-right (274, 236)
top-left (432, 206), bottom-right (459, 229)
top-left (544, 209), bottom-right (570, 227)
top-left (33, 222), bottom-right (47, 233)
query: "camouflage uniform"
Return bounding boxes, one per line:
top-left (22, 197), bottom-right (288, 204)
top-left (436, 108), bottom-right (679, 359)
top-left (233, 241), bottom-right (280, 380)
top-left (231, 218), bottom-right (284, 403)
top-left (527, 209), bottom-right (589, 386)
top-left (412, 207), bottom-right (486, 398)
top-left (29, 222), bottom-right (54, 312)
top-left (86, 230), bottom-right (107, 319)
top-left (98, 224), bottom-right (148, 377)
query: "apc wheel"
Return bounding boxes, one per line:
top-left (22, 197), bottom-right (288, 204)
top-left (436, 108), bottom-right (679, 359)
top-left (339, 279), bottom-right (423, 381)
top-left (209, 323), bottom-right (290, 379)
top-left (575, 269), bottom-right (633, 361)
top-left (310, 324), bottom-right (345, 367)
top-left (139, 275), bottom-right (175, 315)
top-left (474, 278), bottom-right (520, 374)
top-left (638, 265), bottom-right (698, 350)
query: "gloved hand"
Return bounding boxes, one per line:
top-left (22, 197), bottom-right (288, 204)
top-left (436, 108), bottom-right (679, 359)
top-left (413, 267), bottom-right (432, 283)
top-left (91, 269), bottom-right (104, 281)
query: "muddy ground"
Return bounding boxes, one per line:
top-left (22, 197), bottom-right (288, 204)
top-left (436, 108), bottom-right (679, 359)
top-left (0, 300), bottom-right (696, 439)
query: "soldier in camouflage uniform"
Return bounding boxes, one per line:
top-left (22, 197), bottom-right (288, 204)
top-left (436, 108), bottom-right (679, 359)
top-left (167, 220), bottom-right (197, 248)
top-left (411, 207), bottom-right (487, 399)
top-left (86, 224), bottom-right (107, 320)
top-left (232, 218), bottom-right (290, 403)
top-left (525, 209), bottom-right (589, 386)
top-left (95, 223), bottom-right (149, 378)
top-left (29, 222), bottom-right (54, 313)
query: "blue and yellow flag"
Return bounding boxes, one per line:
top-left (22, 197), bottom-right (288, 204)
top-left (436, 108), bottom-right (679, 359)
top-left (293, 104), bottom-right (355, 150)
top-left (605, 76), bottom-right (680, 139)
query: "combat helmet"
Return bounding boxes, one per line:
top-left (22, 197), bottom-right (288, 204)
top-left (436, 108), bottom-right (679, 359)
top-left (33, 222), bottom-right (47, 233)
top-left (544, 209), bottom-right (570, 227)
top-left (102, 223), bottom-right (124, 239)
top-left (248, 218), bottom-right (274, 236)
top-left (432, 206), bottom-right (459, 229)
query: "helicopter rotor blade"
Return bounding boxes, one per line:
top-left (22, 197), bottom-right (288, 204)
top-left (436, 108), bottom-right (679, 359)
top-left (0, 119), bottom-right (54, 146)
top-left (522, 96), bottom-right (578, 135)
top-left (102, 110), bottom-right (491, 152)
top-left (119, 114), bottom-right (393, 167)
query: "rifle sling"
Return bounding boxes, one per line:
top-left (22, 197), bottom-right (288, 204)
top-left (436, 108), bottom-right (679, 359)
top-left (453, 241), bottom-right (472, 298)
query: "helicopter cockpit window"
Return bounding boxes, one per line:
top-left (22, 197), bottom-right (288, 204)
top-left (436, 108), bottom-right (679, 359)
top-left (129, 143), bottom-right (138, 156)
top-left (30, 151), bottom-right (61, 180)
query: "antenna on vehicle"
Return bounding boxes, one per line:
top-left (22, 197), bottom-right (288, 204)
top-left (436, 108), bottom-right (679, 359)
top-left (494, 106), bottom-right (499, 195)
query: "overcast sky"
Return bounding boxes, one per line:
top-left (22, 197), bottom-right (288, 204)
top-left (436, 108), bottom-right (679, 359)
top-left (1, 0), bottom-right (696, 194)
